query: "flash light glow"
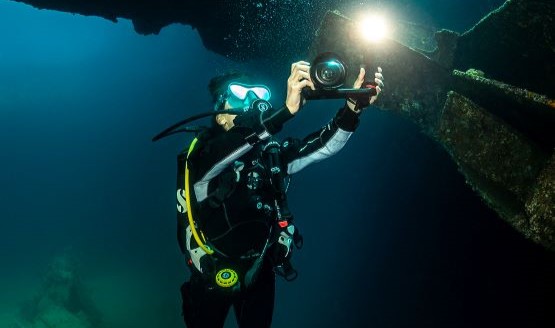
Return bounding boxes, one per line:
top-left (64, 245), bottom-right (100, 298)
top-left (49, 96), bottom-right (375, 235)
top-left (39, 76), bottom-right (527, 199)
top-left (360, 15), bottom-right (388, 42)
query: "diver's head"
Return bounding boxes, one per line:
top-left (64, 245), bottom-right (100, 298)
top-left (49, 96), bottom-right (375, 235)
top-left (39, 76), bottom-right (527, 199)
top-left (208, 71), bottom-right (271, 131)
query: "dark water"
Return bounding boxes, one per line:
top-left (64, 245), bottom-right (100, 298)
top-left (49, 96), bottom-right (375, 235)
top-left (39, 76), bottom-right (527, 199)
top-left (0, 1), bottom-right (553, 327)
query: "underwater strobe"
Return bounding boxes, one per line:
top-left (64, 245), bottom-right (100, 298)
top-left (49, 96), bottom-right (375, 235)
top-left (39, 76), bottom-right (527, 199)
top-left (302, 52), bottom-right (377, 101)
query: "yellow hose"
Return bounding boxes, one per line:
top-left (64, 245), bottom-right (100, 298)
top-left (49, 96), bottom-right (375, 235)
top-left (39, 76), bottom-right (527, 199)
top-left (185, 138), bottom-right (214, 255)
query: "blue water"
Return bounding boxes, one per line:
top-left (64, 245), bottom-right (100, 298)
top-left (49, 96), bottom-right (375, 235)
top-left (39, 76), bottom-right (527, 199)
top-left (0, 1), bottom-right (553, 327)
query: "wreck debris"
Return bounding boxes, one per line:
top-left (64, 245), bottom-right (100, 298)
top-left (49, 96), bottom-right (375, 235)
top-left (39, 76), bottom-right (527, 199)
top-left (451, 69), bottom-right (555, 150)
top-left (309, 7), bottom-right (555, 250)
top-left (16, 254), bottom-right (101, 328)
top-left (438, 91), bottom-right (553, 250)
top-left (453, 0), bottom-right (555, 98)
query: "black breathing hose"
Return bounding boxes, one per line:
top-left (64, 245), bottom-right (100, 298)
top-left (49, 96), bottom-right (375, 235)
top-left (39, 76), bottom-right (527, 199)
top-left (152, 110), bottom-right (245, 142)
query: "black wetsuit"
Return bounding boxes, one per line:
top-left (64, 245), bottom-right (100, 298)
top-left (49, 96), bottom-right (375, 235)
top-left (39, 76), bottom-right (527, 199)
top-left (176, 104), bottom-right (360, 328)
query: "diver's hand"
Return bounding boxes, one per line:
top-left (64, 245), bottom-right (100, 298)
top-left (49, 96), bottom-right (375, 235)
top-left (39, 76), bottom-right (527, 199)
top-left (347, 67), bottom-right (384, 112)
top-left (286, 61), bottom-right (315, 115)
top-left (271, 223), bottom-right (302, 261)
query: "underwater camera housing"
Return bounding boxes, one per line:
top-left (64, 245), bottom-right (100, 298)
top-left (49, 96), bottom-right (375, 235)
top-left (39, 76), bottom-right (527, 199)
top-left (302, 52), bottom-right (377, 102)
top-left (311, 52), bottom-right (347, 90)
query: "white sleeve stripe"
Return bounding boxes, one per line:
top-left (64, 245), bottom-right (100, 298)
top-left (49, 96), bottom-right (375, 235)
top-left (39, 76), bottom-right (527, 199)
top-left (299, 136), bottom-right (319, 153)
top-left (287, 128), bottom-right (352, 175)
top-left (194, 142), bottom-right (252, 202)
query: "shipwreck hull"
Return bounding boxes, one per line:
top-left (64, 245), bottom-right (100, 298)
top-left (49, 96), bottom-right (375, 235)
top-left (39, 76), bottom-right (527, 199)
top-left (309, 3), bottom-right (554, 250)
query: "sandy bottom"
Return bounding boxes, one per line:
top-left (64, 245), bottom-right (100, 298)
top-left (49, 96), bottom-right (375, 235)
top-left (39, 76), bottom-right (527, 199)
top-left (0, 266), bottom-right (181, 327)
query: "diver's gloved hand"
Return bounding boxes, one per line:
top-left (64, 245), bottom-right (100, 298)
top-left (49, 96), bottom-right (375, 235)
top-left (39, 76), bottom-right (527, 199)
top-left (270, 221), bottom-right (303, 263)
top-left (346, 66), bottom-right (384, 113)
top-left (276, 222), bottom-right (303, 257)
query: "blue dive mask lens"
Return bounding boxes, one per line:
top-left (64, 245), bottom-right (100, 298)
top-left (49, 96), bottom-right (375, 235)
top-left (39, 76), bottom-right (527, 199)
top-left (226, 83), bottom-right (271, 110)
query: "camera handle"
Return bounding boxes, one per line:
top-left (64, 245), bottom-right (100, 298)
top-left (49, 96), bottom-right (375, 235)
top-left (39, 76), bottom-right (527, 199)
top-left (302, 86), bottom-right (377, 101)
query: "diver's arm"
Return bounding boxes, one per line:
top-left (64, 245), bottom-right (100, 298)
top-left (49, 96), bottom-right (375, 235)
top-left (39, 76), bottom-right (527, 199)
top-left (233, 105), bottom-right (294, 136)
top-left (283, 66), bottom-right (383, 174)
top-left (283, 105), bottom-right (360, 175)
top-left (191, 107), bottom-right (293, 203)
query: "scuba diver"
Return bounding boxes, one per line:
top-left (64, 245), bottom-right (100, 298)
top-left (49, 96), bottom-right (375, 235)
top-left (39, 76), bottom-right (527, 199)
top-left (173, 61), bottom-right (383, 327)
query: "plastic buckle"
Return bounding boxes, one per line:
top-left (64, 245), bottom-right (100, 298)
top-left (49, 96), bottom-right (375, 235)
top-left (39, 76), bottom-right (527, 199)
top-left (245, 132), bottom-right (260, 145)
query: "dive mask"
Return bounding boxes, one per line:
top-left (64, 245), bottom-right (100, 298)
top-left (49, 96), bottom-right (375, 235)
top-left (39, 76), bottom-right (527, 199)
top-left (224, 83), bottom-right (271, 111)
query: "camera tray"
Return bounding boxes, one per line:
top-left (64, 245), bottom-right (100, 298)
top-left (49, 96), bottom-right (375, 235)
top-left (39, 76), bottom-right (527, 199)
top-left (302, 87), bottom-right (377, 100)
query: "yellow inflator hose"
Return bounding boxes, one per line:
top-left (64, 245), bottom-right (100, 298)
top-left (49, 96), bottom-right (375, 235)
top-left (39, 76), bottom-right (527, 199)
top-left (185, 138), bottom-right (214, 255)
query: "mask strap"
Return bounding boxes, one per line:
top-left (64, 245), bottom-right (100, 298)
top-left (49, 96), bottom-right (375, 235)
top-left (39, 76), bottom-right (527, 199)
top-left (214, 92), bottom-right (227, 111)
